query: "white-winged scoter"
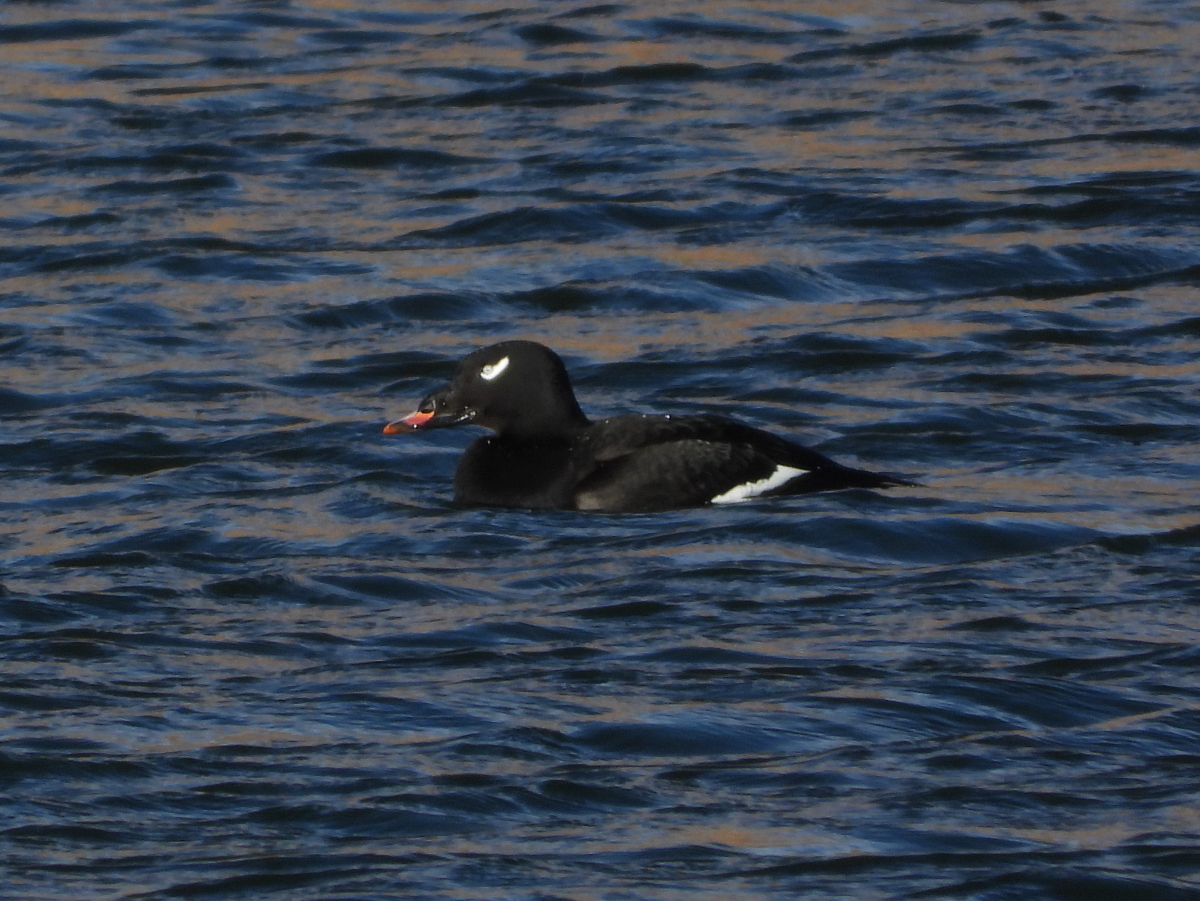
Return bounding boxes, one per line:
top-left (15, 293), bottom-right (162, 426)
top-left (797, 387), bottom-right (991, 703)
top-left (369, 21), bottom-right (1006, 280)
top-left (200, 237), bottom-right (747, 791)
top-left (384, 340), bottom-right (911, 512)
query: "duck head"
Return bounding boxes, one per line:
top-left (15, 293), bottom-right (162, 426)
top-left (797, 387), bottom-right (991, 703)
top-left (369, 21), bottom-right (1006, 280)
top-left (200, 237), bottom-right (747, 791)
top-left (384, 340), bottom-right (590, 439)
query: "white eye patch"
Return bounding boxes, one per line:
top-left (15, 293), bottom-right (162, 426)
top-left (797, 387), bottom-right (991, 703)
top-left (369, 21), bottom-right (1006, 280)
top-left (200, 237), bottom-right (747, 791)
top-left (480, 356), bottom-right (510, 381)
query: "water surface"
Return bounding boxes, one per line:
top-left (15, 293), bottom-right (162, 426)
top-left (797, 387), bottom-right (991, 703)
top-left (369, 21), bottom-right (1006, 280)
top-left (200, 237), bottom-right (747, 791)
top-left (3, 2), bottom-right (1200, 899)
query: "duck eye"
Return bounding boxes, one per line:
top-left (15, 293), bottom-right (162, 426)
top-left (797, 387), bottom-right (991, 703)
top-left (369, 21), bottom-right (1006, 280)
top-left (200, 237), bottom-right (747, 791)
top-left (479, 356), bottom-right (510, 381)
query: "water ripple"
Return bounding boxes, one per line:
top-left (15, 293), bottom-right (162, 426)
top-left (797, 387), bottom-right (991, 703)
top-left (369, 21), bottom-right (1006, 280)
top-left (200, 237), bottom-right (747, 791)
top-left (3, 2), bottom-right (1200, 900)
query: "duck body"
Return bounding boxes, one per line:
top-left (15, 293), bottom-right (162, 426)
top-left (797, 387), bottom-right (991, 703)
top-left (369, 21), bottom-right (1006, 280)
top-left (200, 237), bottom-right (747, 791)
top-left (385, 340), bottom-right (909, 513)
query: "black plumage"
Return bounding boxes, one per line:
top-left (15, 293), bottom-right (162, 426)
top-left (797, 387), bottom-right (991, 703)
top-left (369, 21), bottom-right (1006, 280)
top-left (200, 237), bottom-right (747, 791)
top-left (384, 340), bottom-right (910, 512)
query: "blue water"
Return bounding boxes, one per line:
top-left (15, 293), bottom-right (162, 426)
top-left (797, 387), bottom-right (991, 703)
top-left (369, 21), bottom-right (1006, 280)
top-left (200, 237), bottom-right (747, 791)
top-left (3, 2), bottom-right (1200, 899)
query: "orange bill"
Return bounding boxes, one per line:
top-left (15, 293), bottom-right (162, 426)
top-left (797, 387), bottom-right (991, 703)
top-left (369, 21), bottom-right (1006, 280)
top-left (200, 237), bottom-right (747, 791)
top-left (383, 410), bottom-right (434, 434)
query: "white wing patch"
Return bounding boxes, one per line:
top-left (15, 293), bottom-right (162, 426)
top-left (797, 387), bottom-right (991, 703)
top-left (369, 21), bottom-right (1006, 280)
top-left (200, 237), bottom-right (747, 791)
top-left (710, 464), bottom-right (808, 505)
top-left (480, 356), bottom-right (510, 381)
